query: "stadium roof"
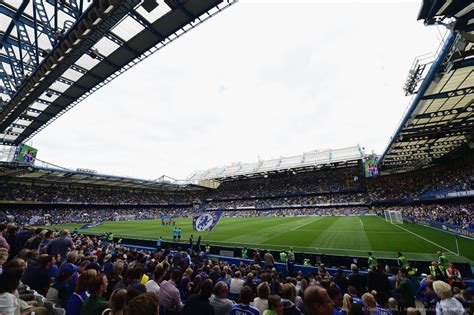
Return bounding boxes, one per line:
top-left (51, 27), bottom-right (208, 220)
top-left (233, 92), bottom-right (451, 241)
top-left (0, 161), bottom-right (205, 191)
top-left (379, 1), bottom-right (474, 172)
top-left (187, 146), bottom-right (365, 182)
top-left (0, 0), bottom-right (236, 146)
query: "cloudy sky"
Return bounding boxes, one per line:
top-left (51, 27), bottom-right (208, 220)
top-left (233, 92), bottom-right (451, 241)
top-left (31, 0), bottom-right (445, 180)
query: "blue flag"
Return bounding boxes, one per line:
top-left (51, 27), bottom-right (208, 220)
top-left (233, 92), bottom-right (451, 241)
top-left (192, 211), bottom-right (224, 232)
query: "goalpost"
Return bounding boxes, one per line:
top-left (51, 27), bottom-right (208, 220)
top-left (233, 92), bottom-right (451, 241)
top-left (384, 210), bottom-right (403, 224)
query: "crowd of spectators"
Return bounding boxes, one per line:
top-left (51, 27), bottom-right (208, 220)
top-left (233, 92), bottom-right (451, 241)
top-left (0, 183), bottom-right (190, 205)
top-left (204, 193), bottom-right (366, 210)
top-left (202, 167), bottom-right (364, 200)
top-left (0, 228), bottom-right (471, 315)
top-left (0, 208), bottom-right (200, 226)
top-left (368, 164), bottom-right (473, 201)
top-left (1, 162), bottom-right (472, 207)
top-left (378, 204), bottom-right (473, 230)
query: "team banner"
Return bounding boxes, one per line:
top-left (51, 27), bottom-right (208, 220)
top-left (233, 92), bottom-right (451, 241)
top-left (192, 211), bottom-right (224, 232)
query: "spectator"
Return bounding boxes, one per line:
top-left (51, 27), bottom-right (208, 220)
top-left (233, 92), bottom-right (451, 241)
top-left (231, 286), bottom-right (261, 315)
top-left (230, 271), bottom-right (245, 301)
top-left (210, 281), bottom-right (235, 315)
top-left (0, 267), bottom-right (23, 315)
top-left (124, 292), bottom-right (159, 315)
top-left (252, 282), bottom-right (271, 314)
top-left (433, 281), bottom-right (464, 315)
top-left (65, 269), bottom-right (98, 315)
top-left (265, 251), bottom-right (275, 269)
top-left (48, 230), bottom-right (73, 262)
top-left (264, 294), bottom-right (284, 315)
top-left (395, 269), bottom-right (415, 313)
top-left (22, 254), bottom-right (53, 296)
top-left (367, 262), bottom-right (391, 296)
top-left (182, 278), bottom-right (215, 315)
top-left (105, 288), bottom-right (127, 315)
top-left (145, 264), bottom-right (163, 294)
top-left (303, 285), bottom-right (333, 315)
top-left (80, 274), bottom-right (109, 315)
top-left (348, 264), bottom-right (366, 296)
top-left (159, 268), bottom-right (184, 314)
top-left (281, 283), bottom-right (302, 315)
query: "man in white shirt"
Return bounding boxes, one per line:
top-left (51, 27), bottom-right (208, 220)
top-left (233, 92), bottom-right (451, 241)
top-left (146, 265), bottom-right (164, 294)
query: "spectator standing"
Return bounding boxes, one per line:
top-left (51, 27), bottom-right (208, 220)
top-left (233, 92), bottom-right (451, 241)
top-left (48, 230), bottom-right (73, 262)
top-left (264, 251), bottom-right (275, 269)
top-left (395, 269), bottom-right (415, 313)
top-left (348, 264), bottom-right (366, 296)
top-left (367, 262), bottom-right (391, 296)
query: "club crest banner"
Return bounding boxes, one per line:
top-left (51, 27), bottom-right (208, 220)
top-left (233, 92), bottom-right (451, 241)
top-left (192, 211), bottom-right (224, 232)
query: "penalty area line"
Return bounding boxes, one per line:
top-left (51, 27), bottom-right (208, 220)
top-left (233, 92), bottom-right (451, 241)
top-left (387, 220), bottom-right (458, 256)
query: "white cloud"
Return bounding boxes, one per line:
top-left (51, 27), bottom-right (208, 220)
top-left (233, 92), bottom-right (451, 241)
top-left (32, 1), bottom-right (443, 179)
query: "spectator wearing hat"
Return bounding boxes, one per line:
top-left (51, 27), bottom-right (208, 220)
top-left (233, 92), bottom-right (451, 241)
top-left (433, 280), bottom-right (464, 315)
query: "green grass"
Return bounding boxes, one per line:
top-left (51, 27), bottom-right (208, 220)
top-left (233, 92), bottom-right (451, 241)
top-left (46, 216), bottom-right (474, 264)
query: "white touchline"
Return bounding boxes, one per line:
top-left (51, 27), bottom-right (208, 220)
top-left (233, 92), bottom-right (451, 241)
top-left (290, 217), bottom-right (323, 231)
top-left (359, 218), bottom-right (364, 226)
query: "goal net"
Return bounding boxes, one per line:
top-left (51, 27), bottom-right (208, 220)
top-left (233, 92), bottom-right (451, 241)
top-left (384, 210), bottom-right (403, 224)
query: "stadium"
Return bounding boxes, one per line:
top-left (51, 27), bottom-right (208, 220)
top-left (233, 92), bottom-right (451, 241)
top-left (0, 0), bottom-right (473, 315)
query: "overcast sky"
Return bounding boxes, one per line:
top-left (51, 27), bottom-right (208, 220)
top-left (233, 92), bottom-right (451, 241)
top-left (31, 0), bottom-right (445, 180)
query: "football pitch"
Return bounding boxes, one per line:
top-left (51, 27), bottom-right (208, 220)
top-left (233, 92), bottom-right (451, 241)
top-left (49, 216), bottom-right (473, 264)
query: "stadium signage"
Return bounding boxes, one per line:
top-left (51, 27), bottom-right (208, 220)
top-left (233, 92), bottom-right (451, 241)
top-left (414, 219), bottom-right (474, 239)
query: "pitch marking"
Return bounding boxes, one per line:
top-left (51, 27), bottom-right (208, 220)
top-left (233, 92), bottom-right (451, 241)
top-left (383, 218), bottom-right (458, 256)
top-left (290, 217), bottom-right (323, 231)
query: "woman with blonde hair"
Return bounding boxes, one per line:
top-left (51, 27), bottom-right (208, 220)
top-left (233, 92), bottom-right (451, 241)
top-left (341, 293), bottom-right (353, 314)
